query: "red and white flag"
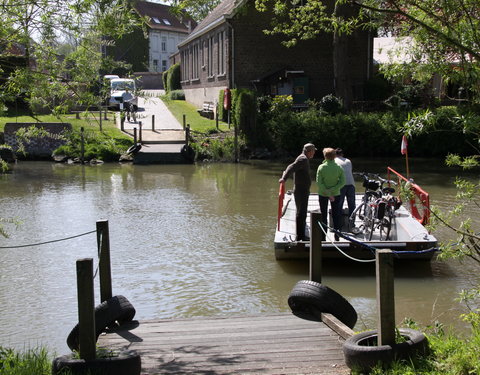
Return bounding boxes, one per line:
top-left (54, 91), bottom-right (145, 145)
top-left (401, 135), bottom-right (408, 155)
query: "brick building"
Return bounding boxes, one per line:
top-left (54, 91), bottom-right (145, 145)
top-left (178, 0), bottom-right (373, 108)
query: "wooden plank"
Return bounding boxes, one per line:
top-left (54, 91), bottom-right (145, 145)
top-left (98, 313), bottom-right (349, 374)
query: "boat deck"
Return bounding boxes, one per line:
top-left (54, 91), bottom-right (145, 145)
top-left (274, 192), bottom-right (437, 260)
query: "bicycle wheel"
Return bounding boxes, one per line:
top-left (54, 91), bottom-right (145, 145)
top-left (126, 110), bottom-right (131, 122)
top-left (379, 207), bottom-right (393, 240)
top-left (364, 204), bottom-right (375, 240)
top-left (349, 202), bottom-right (364, 232)
top-left (131, 110), bottom-right (136, 123)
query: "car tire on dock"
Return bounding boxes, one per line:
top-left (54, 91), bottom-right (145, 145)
top-left (67, 295), bottom-right (136, 351)
top-left (342, 328), bottom-right (429, 372)
top-left (52, 349), bottom-right (141, 375)
top-left (288, 280), bottom-right (357, 328)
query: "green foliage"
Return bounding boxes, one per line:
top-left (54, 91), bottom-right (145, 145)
top-left (318, 94), bottom-right (344, 115)
top-left (166, 63), bottom-right (181, 92)
top-left (364, 74), bottom-right (393, 101)
top-left (218, 89), bottom-right (226, 122)
top-left (168, 90), bottom-right (185, 100)
top-left (52, 129), bottom-right (131, 162)
top-left (162, 70), bottom-right (169, 92)
top-left (190, 135), bottom-right (243, 162)
top-left (0, 346), bottom-right (50, 375)
top-left (0, 158), bottom-right (10, 173)
top-left (233, 89), bottom-right (258, 147)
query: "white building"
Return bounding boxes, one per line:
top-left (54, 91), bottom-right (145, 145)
top-left (134, 1), bottom-right (196, 73)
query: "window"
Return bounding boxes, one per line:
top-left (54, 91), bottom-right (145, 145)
top-left (208, 36), bottom-right (214, 76)
top-left (217, 31), bottom-right (225, 75)
top-left (161, 37), bottom-right (167, 52)
top-left (162, 60), bottom-right (167, 72)
top-left (152, 17), bottom-right (161, 24)
top-left (153, 59), bottom-right (158, 72)
top-left (163, 19), bottom-right (171, 25)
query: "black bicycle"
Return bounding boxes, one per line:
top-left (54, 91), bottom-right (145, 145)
top-left (349, 173), bottom-right (399, 240)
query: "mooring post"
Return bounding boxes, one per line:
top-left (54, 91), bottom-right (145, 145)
top-left (215, 109), bottom-right (219, 130)
top-left (96, 220), bottom-right (112, 302)
top-left (183, 114), bottom-right (186, 130)
top-left (376, 249), bottom-right (396, 346)
top-left (139, 121), bottom-right (143, 144)
top-left (120, 113), bottom-right (125, 131)
top-left (186, 125), bottom-right (190, 146)
top-left (152, 115), bottom-right (155, 131)
top-left (76, 258), bottom-right (96, 360)
top-left (133, 127), bottom-right (137, 145)
top-left (310, 210), bottom-right (323, 283)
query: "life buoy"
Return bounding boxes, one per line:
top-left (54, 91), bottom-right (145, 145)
top-left (223, 88), bottom-right (231, 110)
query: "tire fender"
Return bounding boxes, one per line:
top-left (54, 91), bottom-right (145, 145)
top-left (288, 280), bottom-right (357, 328)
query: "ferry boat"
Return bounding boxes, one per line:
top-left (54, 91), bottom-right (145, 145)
top-left (274, 167), bottom-right (438, 260)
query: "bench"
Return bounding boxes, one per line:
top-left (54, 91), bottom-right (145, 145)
top-left (197, 102), bottom-right (215, 119)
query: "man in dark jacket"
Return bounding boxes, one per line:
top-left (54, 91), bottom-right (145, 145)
top-left (279, 143), bottom-right (316, 241)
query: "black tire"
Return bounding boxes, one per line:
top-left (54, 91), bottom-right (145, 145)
top-left (343, 328), bottom-right (429, 372)
top-left (67, 295), bottom-right (136, 351)
top-left (379, 215), bottom-right (392, 241)
top-left (288, 280), bottom-right (357, 328)
top-left (127, 144), bottom-right (141, 154)
top-left (52, 350), bottom-right (141, 375)
top-left (181, 144), bottom-right (195, 162)
top-left (131, 110), bottom-right (137, 123)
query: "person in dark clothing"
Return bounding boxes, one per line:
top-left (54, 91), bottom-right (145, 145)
top-left (279, 143), bottom-right (317, 241)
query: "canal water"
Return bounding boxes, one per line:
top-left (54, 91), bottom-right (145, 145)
top-left (0, 159), bottom-right (478, 355)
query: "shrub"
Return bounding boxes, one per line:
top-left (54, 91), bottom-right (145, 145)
top-left (167, 63), bottom-right (181, 92)
top-left (218, 89), bottom-right (226, 122)
top-left (319, 94), bottom-right (344, 115)
top-left (233, 89), bottom-right (257, 147)
top-left (162, 70), bottom-right (168, 92)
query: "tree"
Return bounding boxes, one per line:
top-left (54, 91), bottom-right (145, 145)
top-left (168, 0), bottom-right (221, 22)
top-left (0, 0), bottom-right (140, 114)
top-left (255, 0), bottom-right (480, 103)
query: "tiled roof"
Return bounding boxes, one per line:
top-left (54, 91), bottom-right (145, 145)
top-left (180, 0), bottom-right (245, 45)
top-left (134, 1), bottom-right (197, 34)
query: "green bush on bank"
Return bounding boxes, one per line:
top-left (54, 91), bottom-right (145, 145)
top-left (0, 346), bottom-right (51, 375)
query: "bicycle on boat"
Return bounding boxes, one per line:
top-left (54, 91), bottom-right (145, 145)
top-left (349, 173), bottom-right (400, 241)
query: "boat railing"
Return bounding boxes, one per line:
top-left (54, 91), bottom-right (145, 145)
top-left (278, 181), bottom-right (286, 230)
top-left (387, 167), bottom-right (430, 225)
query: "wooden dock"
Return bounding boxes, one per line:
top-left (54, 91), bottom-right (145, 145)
top-left (97, 313), bottom-right (350, 374)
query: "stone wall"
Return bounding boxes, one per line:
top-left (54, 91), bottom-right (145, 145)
top-left (133, 72), bottom-right (164, 90)
top-left (4, 123), bottom-right (72, 158)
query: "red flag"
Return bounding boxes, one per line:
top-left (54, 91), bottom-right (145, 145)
top-left (401, 135), bottom-right (408, 155)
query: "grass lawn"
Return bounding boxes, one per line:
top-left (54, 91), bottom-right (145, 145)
top-left (0, 111), bottom-right (131, 142)
top-left (160, 97), bottom-right (232, 134)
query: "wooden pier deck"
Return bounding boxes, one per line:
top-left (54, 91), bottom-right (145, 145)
top-left (97, 313), bottom-right (350, 374)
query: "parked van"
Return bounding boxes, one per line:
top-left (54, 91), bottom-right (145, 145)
top-left (108, 78), bottom-right (138, 110)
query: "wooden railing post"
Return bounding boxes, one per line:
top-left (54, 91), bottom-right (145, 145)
top-left (376, 249), bottom-right (395, 346)
top-left (139, 121), bottom-right (143, 144)
top-left (133, 128), bottom-right (137, 145)
top-left (310, 210), bottom-right (323, 283)
top-left (185, 125), bottom-right (190, 146)
top-left (96, 220), bottom-right (112, 303)
top-left (76, 258), bottom-right (96, 360)
top-left (152, 115), bottom-right (155, 131)
top-left (182, 114), bottom-right (186, 130)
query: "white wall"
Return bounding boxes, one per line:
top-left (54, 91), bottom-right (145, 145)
top-left (149, 30), bottom-right (186, 72)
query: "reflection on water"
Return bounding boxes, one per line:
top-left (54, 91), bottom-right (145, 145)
top-left (0, 159), bottom-right (478, 355)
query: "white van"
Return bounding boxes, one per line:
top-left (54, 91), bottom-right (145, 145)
top-left (108, 78), bottom-right (138, 110)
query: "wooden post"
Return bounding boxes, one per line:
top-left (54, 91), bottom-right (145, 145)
top-left (139, 121), bottom-right (143, 144)
top-left (152, 115), bottom-right (155, 131)
top-left (183, 114), bottom-right (186, 130)
top-left (376, 249), bottom-right (395, 346)
top-left (310, 210), bottom-right (323, 283)
top-left (185, 125), bottom-right (190, 146)
top-left (96, 220), bottom-right (112, 303)
top-left (104, 108), bottom-right (108, 120)
top-left (120, 113), bottom-right (125, 131)
top-left (215, 109), bottom-right (219, 130)
top-left (99, 106), bottom-right (102, 132)
top-left (133, 128), bottom-right (137, 145)
top-left (76, 258), bottom-right (96, 360)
